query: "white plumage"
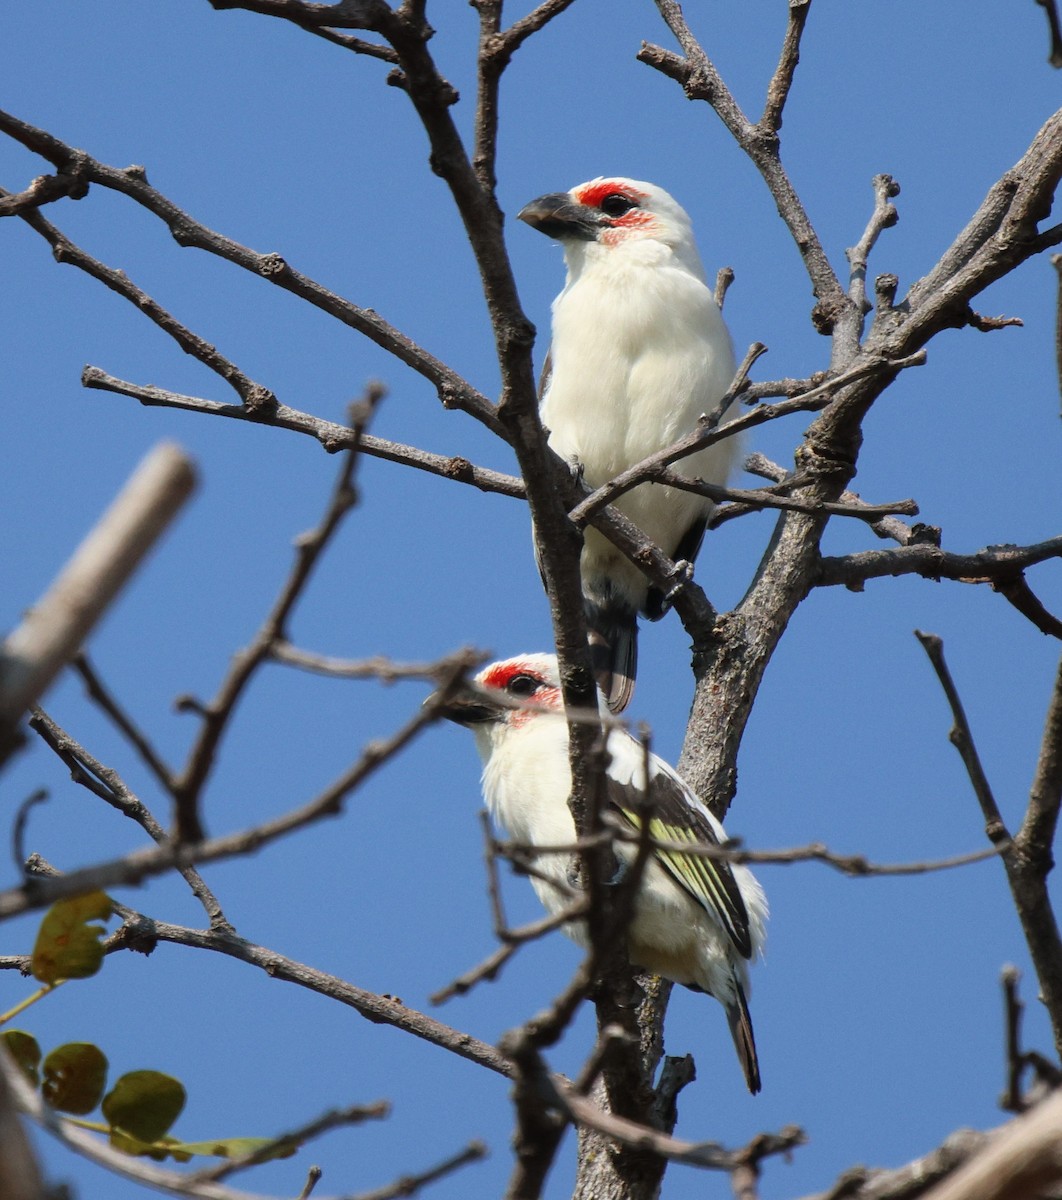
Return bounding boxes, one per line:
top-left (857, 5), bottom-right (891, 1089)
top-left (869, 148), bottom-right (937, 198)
top-left (439, 653), bottom-right (767, 1093)
top-left (519, 178), bottom-right (740, 711)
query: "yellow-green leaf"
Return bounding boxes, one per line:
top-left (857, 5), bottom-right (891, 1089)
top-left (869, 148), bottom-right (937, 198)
top-left (109, 1130), bottom-right (191, 1163)
top-left (31, 892), bottom-right (113, 984)
top-left (177, 1135), bottom-right (297, 1162)
top-left (42, 1042), bottom-right (108, 1114)
top-left (2, 1029), bottom-right (42, 1085)
top-left (103, 1070), bottom-right (185, 1143)
top-left (109, 1131), bottom-right (294, 1163)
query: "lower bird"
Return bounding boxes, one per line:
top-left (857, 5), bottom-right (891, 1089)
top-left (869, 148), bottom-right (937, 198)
top-left (437, 653), bottom-right (767, 1093)
top-left (519, 177), bottom-right (740, 712)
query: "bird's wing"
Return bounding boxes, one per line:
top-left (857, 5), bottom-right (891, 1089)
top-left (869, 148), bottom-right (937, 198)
top-left (606, 767), bottom-right (752, 959)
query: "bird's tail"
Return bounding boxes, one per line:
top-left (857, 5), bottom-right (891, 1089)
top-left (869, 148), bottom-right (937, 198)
top-left (725, 974), bottom-right (761, 1095)
top-left (585, 598), bottom-right (638, 714)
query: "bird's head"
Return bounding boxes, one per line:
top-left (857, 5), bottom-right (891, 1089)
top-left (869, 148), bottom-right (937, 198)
top-left (435, 655), bottom-right (565, 738)
top-left (518, 177), bottom-right (702, 273)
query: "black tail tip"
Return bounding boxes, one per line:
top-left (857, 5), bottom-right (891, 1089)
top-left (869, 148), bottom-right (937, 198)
top-left (585, 604), bottom-right (638, 713)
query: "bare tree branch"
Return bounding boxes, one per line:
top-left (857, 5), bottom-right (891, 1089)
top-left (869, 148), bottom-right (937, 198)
top-left (0, 107), bottom-right (501, 433)
top-left (917, 634), bottom-right (1062, 1060)
top-left (81, 370), bottom-right (525, 498)
top-left (28, 709), bottom-right (231, 931)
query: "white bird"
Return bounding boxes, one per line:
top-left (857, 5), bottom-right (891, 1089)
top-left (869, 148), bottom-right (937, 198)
top-left (438, 653), bottom-right (767, 1093)
top-left (519, 178), bottom-right (739, 712)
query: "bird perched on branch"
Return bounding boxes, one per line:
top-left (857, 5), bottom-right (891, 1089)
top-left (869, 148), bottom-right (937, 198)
top-left (437, 653), bottom-right (767, 1093)
top-left (519, 177), bottom-right (739, 712)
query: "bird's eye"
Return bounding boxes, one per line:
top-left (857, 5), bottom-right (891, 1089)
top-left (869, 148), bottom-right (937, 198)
top-left (600, 193), bottom-right (635, 218)
top-left (506, 674), bottom-right (540, 697)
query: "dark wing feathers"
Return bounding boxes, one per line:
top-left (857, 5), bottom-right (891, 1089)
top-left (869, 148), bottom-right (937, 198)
top-left (607, 769), bottom-right (752, 959)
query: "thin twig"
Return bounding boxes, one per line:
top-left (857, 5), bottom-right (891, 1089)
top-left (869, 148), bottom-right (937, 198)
top-left (28, 709), bottom-right (232, 931)
top-left (81, 370), bottom-right (524, 498)
top-left (347, 1139), bottom-right (488, 1200)
top-left (0, 653), bottom-right (480, 922)
top-left (760, 0), bottom-right (812, 134)
top-left (185, 1102), bottom-right (390, 1185)
top-left (73, 654), bottom-right (177, 792)
top-left (12, 202), bottom-right (274, 410)
top-left (170, 387), bottom-right (383, 842)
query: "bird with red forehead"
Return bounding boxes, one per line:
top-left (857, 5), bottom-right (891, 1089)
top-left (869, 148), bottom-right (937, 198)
top-left (437, 653), bottom-right (767, 1093)
top-left (519, 177), bottom-right (739, 712)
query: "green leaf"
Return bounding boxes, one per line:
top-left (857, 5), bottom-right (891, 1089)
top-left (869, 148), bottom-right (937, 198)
top-left (109, 1131), bottom-right (295, 1164)
top-left (175, 1135), bottom-right (297, 1163)
top-left (42, 1042), bottom-right (108, 1114)
top-left (109, 1129), bottom-right (190, 1163)
top-left (31, 892), bottom-right (113, 984)
top-left (103, 1070), bottom-right (185, 1143)
top-left (2, 1029), bottom-right (42, 1085)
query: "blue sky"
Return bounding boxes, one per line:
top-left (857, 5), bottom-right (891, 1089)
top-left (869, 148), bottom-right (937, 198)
top-left (2, 2), bottom-right (1061, 1198)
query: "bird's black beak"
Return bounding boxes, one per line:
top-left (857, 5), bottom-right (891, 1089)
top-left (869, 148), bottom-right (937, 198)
top-left (518, 192), bottom-right (601, 242)
top-left (428, 687), bottom-right (501, 726)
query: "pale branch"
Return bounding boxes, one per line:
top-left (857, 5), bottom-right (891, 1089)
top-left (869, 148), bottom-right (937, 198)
top-left (0, 107), bottom-right (501, 433)
top-left (185, 1103), bottom-right (391, 1186)
top-left (28, 709), bottom-right (232, 932)
top-left (81, 369), bottom-right (525, 499)
top-left (817, 536), bottom-right (1062, 595)
top-left (12, 199), bottom-right (274, 410)
top-left (922, 1089), bottom-right (1062, 1200)
top-left (917, 634), bottom-right (1062, 1060)
top-left (0, 655), bottom-right (478, 922)
top-left (846, 174), bottom-right (900, 333)
top-left (760, 0), bottom-right (811, 134)
top-left (0, 443), bottom-right (196, 757)
top-left (797, 1129), bottom-right (993, 1200)
top-left (170, 389), bottom-right (382, 842)
top-left (0, 1044), bottom-right (45, 1200)
top-left (346, 1139), bottom-right (488, 1200)
top-left (73, 653), bottom-right (177, 794)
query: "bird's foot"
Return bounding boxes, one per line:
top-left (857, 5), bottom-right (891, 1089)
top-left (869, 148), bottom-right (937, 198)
top-left (663, 559), bottom-right (695, 604)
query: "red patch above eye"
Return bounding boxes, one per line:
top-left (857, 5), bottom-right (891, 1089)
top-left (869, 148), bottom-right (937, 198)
top-left (481, 661), bottom-right (540, 691)
top-left (574, 180), bottom-right (648, 210)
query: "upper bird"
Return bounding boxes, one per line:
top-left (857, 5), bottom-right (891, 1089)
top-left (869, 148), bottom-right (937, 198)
top-left (438, 653), bottom-right (767, 1093)
top-left (519, 178), bottom-right (739, 712)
